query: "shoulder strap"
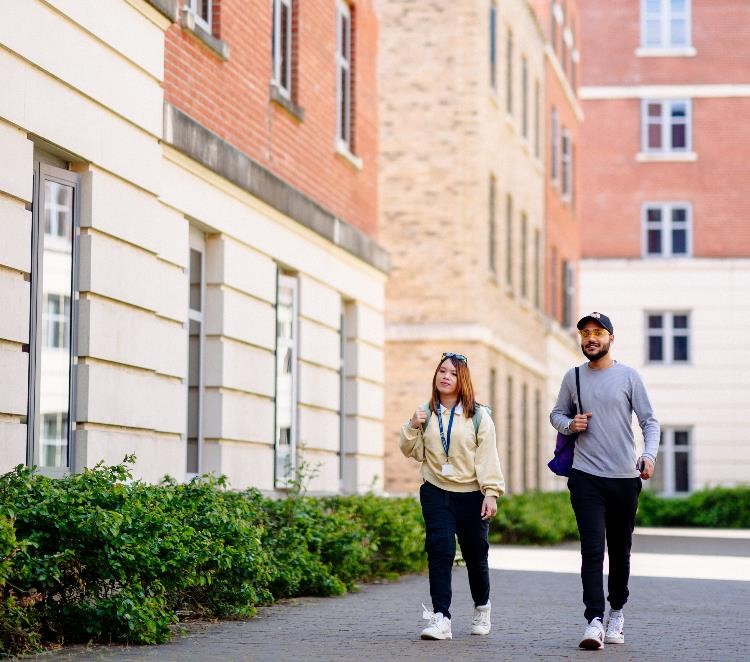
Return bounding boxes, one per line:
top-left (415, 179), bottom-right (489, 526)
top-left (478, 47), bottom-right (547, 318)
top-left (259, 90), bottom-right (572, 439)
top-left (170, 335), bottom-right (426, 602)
top-left (574, 367), bottom-right (583, 414)
top-left (472, 404), bottom-right (491, 436)
top-left (421, 402), bottom-right (432, 431)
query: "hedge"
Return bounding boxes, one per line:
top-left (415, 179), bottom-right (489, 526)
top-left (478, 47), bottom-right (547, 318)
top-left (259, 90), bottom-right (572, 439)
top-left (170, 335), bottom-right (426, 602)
top-left (636, 487), bottom-right (750, 528)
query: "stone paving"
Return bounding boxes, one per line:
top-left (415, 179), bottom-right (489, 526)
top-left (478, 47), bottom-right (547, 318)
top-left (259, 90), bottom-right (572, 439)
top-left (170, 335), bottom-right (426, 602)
top-left (38, 533), bottom-right (750, 662)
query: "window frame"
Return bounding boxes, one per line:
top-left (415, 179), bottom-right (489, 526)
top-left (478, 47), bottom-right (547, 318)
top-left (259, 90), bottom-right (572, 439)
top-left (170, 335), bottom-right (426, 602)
top-left (646, 311), bottom-right (691, 365)
top-left (272, 0), bottom-right (294, 99)
top-left (186, 231), bottom-right (206, 479)
top-left (653, 427), bottom-right (692, 495)
top-left (489, 2), bottom-right (497, 91)
top-left (642, 202), bottom-right (693, 257)
top-left (550, 107), bottom-right (559, 184)
top-left (561, 127), bottom-right (571, 199)
top-left (489, 175), bottom-right (497, 273)
top-left (505, 28), bottom-right (513, 116)
top-left (184, 0), bottom-right (212, 34)
top-left (641, 0), bottom-right (692, 49)
top-left (561, 260), bottom-right (574, 328)
top-left (28, 163), bottom-right (80, 477)
top-left (641, 98), bottom-right (692, 154)
top-left (521, 55), bottom-right (529, 138)
top-left (335, 0), bottom-right (353, 152)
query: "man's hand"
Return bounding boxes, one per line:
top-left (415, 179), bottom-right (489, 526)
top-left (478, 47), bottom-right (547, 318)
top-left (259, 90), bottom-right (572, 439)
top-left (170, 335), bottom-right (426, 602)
top-left (638, 456), bottom-right (655, 480)
top-left (570, 412), bottom-right (593, 433)
top-left (481, 495), bottom-right (497, 520)
top-left (410, 406), bottom-right (427, 430)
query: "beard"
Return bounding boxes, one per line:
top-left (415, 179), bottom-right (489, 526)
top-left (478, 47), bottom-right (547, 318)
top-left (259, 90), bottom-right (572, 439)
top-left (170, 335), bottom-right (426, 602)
top-left (581, 342), bottom-right (610, 361)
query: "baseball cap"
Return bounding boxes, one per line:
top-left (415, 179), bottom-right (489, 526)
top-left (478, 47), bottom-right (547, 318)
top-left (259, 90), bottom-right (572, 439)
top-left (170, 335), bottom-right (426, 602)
top-left (576, 312), bottom-right (614, 334)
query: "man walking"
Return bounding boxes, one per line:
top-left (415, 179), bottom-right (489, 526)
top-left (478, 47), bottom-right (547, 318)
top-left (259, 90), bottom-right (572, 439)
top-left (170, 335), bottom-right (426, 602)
top-left (550, 312), bottom-right (659, 650)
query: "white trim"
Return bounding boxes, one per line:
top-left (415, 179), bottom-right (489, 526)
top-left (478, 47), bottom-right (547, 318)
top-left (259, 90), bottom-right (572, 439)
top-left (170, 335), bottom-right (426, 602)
top-left (636, 151), bottom-right (697, 162)
top-left (654, 427), bottom-right (693, 495)
top-left (272, 0), bottom-right (293, 99)
top-left (184, 0), bottom-right (211, 34)
top-left (563, 26), bottom-right (573, 48)
top-left (552, 2), bottom-right (563, 24)
top-left (335, 139), bottom-right (363, 170)
top-left (335, 1), bottom-right (352, 150)
top-left (645, 311), bottom-right (691, 365)
top-left (641, 98), bottom-right (692, 154)
top-left (636, 46), bottom-right (696, 57)
top-left (580, 84), bottom-right (750, 100)
top-left (572, 48), bottom-right (580, 63)
top-left (544, 44), bottom-right (584, 121)
top-left (640, 0), bottom-right (691, 50)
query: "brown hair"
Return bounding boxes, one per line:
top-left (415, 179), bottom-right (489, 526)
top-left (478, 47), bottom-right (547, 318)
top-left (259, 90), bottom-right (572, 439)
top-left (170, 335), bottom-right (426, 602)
top-left (429, 356), bottom-right (476, 418)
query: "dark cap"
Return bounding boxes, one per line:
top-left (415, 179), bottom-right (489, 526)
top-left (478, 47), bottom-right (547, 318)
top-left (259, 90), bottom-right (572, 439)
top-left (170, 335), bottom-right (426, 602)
top-left (577, 312), bottom-right (614, 334)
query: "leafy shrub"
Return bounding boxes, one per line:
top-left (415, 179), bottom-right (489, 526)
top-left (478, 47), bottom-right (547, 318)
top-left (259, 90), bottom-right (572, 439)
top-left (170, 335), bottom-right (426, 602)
top-left (490, 491), bottom-right (579, 545)
top-left (637, 487), bottom-right (750, 528)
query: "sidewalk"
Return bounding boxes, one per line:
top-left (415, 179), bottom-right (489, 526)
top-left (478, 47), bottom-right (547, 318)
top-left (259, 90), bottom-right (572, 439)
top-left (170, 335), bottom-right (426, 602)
top-left (42, 532), bottom-right (750, 662)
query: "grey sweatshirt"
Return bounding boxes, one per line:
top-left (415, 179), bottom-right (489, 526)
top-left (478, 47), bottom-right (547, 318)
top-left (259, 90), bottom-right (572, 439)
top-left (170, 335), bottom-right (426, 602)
top-left (549, 361), bottom-right (660, 478)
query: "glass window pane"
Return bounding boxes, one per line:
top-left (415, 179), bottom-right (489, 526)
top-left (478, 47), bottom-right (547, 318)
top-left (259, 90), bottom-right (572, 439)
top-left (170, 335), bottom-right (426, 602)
top-left (673, 335), bottom-right (689, 361)
top-left (671, 102), bottom-right (687, 118)
top-left (646, 0), bottom-right (660, 12)
top-left (671, 207), bottom-right (687, 223)
top-left (672, 229), bottom-right (687, 254)
top-left (280, 3), bottom-right (290, 89)
top-left (645, 20), bottom-right (661, 46)
top-left (648, 314), bottom-right (663, 329)
top-left (647, 207), bottom-right (662, 223)
top-left (649, 335), bottom-right (664, 361)
top-left (648, 229), bottom-right (662, 254)
top-left (648, 102), bottom-right (662, 117)
top-left (671, 123), bottom-right (687, 149)
top-left (670, 0), bottom-right (686, 11)
top-left (648, 124), bottom-right (662, 149)
top-left (674, 430), bottom-right (689, 446)
top-left (189, 249), bottom-right (202, 312)
top-left (673, 314), bottom-right (688, 328)
top-left (670, 19), bottom-right (687, 46)
top-left (675, 451), bottom-right (690, 492)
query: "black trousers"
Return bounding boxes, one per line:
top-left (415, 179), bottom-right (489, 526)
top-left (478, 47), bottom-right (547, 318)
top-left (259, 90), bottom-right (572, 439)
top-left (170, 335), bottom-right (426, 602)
top-left (568, 468), bottom-right (642, 622)
top-left (419, 480), bottom-right (490, 619)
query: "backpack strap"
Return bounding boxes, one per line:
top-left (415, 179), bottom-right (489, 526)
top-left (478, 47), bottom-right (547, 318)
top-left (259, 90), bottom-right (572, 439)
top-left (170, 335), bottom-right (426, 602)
top-left (420, 402), bottom-right (432, 432)
top-left (472, 403), bottom-right (492, 437)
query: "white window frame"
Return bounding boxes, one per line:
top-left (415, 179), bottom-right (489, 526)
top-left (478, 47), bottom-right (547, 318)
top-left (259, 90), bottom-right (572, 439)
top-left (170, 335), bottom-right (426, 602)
top-left (646, 311), bottom-right (690, 364)
top-left (561, 127), bottom-right (571, 199)
top-left (272, 0), bottom-right (293, 99)
top-left (642, 98), bottom-right (692, 154)
top-left (642, 202), bottom-right (693, 257)
top-left (521, 56), bottom-right (529, 139)
top-left (336, 1), bottom-right (353, 151)
top-left (184, 0), bottom-right (212, 34)
top-left (505, 28), bottom-right (513, 116)
top-left (655, 427), bottom-right (692, 495)
top-left (562, 260), bottom-right (575, 328)
top-left (641, 0), bottom-right (691, 49)
top-left (186, 231), bottom-right (206, 479)
top-left (489, 2), bottom-right (497, 90)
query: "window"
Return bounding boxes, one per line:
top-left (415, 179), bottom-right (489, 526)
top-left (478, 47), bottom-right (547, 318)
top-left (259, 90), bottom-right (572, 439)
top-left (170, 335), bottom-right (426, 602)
top-left (489, 176), bottom-right (497, 273)
top-left (520, 213), bottom-right (528, 298)
top-left (28, 164), bottom-right (80, 474)
top-left (534, 388), bottom-right (541, 489)
top-left (534, 80), bottom-right (541, 158)
top-left (275, 274), bottom-right (299, 486)
top-left (647, 312), bottom-right (690, 363)
top-left (505, 29), bottom-right (513, 115)
top-left (561, 127), bottom-right (571, 198)
top-left (550, 108), bottom-right (559, 183)
top-left (186, 234), bottom-right (206, 476)
top-left (489, 368), bottom-right (497, 422)
top-left (272, 0), bottom-right (294, 99)
top-left (533, 229), bottom-right (541, 309)
top-left (650, 428), bottom-right (691, 494)
top-left (642, 99), bottom-right (691, 153)
top-left (643, 203), bottom-right (692, 257)
top-left (184, 0), bottom-right (212, 33)
top-left (489, 2), bottom-right (497, 90)
top-left (562, 261), bottom-right (574, 328)
top-left (642, 0), bottom-right (691, 49)
top-left (521, 383), bottom-right (528, 492)
top-left (521, 56), bottom-right (529, 138)
top-left (506, 375), bottom-right (513, 492)
top-left (550, 245), bottom-right (558, 321)
top-left (336, 1), bottom-right (354, 151)
top-left (505, 194), bottom-right (513, 290)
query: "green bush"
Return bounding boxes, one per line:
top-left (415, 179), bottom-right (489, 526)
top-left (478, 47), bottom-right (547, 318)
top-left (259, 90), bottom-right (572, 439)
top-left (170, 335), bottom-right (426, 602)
top-left (637, 487), bottom-right (750, 528)
top-left (490, 491), bottom-right (579, 545)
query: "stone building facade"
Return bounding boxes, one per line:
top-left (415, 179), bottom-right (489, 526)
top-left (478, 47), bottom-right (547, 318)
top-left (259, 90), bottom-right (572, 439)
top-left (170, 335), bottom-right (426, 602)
top-left (0, 0), bottom-right (386, 494)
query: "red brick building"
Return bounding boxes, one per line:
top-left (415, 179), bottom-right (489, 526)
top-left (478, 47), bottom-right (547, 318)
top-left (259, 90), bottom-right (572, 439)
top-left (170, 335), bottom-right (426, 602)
top-left (578, 0), bottom-right (750, 492)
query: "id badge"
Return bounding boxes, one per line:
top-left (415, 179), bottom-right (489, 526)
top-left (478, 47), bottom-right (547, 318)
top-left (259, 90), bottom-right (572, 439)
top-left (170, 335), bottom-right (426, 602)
top-left (441, 463), bottom-right (455, 476)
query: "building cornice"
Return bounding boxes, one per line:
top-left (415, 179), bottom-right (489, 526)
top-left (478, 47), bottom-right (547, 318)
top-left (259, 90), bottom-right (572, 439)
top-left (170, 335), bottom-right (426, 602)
top-left (163, 103), bottom-right (389, 273)
top-left (580, 84), bottom-right (750, 100)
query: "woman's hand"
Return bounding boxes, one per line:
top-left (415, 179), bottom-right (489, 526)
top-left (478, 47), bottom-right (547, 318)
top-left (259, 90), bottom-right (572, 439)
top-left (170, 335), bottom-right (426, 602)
top-left (410, 406), bottom-right (427, 429)
top-left (480, 495), bottom-right (497, 520)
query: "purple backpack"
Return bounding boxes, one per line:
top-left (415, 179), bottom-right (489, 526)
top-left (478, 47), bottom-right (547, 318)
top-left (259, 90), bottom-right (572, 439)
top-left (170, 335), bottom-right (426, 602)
top-left (547, 367), bottom-right (582, 477)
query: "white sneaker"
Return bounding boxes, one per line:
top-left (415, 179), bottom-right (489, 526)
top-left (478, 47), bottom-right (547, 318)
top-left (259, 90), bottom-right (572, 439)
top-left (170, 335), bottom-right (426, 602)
top-left (471, 601), bottom-right (491, 635)
top-left (605, 609), bottom-right (624, 644)
top-left (420, 604), bottom-right (452, 640)
top-left (579, 617), bottom-right (605, 650)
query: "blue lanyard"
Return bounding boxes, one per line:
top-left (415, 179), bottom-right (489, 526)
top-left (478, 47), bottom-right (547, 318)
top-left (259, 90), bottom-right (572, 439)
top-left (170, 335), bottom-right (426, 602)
top-left (437, 404), bottom-right (457, 458)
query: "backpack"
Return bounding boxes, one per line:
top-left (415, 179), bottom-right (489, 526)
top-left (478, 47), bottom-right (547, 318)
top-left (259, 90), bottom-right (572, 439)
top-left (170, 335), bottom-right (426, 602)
top-left (421, 402), bottom-right (491, 438)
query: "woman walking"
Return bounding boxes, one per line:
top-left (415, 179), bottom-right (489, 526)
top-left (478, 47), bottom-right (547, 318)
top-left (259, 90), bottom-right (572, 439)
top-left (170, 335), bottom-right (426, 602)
top-left (400, 352), bottom-right (504, 640)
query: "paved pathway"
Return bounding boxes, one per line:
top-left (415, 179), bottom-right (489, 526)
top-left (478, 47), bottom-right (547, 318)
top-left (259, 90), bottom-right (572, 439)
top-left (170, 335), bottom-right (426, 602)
top-left (40, 531), bottom-right (750, 662)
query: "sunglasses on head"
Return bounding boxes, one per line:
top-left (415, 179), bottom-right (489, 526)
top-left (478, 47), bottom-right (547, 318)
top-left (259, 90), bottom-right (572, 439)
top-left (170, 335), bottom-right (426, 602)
top-left (441, 352), bottom-right (468, 364)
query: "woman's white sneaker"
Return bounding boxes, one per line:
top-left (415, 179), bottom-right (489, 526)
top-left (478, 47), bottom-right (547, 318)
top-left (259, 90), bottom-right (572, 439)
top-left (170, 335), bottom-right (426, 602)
top-left (471, 601), bottom-right (491, 635)
top-left (579, 617), bottom-right (605, 650)
top-left (605, 609), bottom-right (625, 644)
top-left (420, 604), bottom-right (452, 640)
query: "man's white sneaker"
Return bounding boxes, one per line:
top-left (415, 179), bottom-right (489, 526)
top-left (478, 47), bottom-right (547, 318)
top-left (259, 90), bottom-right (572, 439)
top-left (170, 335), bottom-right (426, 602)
top-left (471, 601), bottom-right (491, 635)
top-left (420, 604), bottom-right (452, 640)
top-left (579, 617), bottom-right (605, 650)
top-left (604, 609), bottom-right (625, 644)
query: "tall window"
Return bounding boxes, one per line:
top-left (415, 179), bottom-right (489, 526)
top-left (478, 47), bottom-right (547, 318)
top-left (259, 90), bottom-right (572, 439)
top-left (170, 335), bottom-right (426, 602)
top-left (28, 165), bottom-right (79, 474)
top-left (336, 1), bottom-right (354, 151)
top-left (505, 194), bottom-right (513, 290)
top-left (521, 56), bottom-right (529, 138)
top-left (642, 0), bottom-right (691, 48)
top-left (489, 2), bottom-right (497, 90)
top-left (505, 29), bottom-right (513, 115)
top-left (506, 376), bottom-right (513, 492)
top-left (184, 0), bottom-right (212, 33)
top-left (533, 229), bottom-right (541, 309)
top-left (521, 383), bottom-right (528, 492)
top-left (489, 176), bottom-right (497, 273)
top-left (186, 234), bottom-right (206, 476)
top-left (272, 0), bottom-right (294, 98)
top-left (647, 312), bottom-right (690, 364)
top-left (651, 428), bottom-right (691, 494)
top-left (562, 261), bottom-right (574, 328)
top-left (550, 108), bottom-right (559, 184)
top-left (520, 213), bottom-right (528, 298)
top-left (534, 80), bottom-right (541, 158)
top-left (550, 246), bottom-right (558, 321)
top-left (644, 203), bottom-right (691, 257)
top-left (642, 99), bottom-right (691, 153)
top-left (534, 388), bottom-right (542, 489)
top-left (561, 128), bottom-right (571, 198)
top-left (489, 368), bottom-right (497, 421)
top-left (275, 274), bottom-right (299, 486)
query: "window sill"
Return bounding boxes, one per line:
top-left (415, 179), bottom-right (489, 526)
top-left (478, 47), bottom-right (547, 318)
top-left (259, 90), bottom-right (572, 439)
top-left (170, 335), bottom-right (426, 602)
top-left (335, 141), bottom-right (363, 170)
top-left (145, 0), bottom-right (178, 21)
top-left (636, 47), bottom-right (696, 58)
top-left (270, 84), bottom-right (305, 122)
top-left (180, 8), bottom-right (230, 60)
top-left (637, 151), bottom-right (697, 163)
